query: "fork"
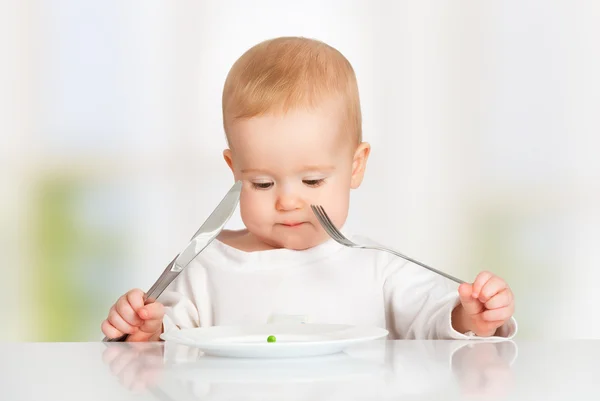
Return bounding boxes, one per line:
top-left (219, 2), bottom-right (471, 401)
top-left (311, 205), bottom-right (465, 284)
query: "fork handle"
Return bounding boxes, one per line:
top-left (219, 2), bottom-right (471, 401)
top-left (102, 255), bottom-right (179, 342)
top-left (373, 246), bottom-right (465, 284)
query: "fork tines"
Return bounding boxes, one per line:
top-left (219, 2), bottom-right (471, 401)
top-left (311, 205), bottom-right (342, 241)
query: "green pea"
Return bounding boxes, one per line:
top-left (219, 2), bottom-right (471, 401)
top-left (267, 335), bottom-right (276, 343)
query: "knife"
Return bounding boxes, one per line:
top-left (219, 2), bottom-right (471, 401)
top-left (103, 180), bottom-right (242, 342)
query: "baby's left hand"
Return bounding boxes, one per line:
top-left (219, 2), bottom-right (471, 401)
top-left (453, 271), bottom-right (515, 337)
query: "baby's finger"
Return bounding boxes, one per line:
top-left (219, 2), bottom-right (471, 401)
top-left (126, 289), bottom-right (146, 313)
top-left (139, 302), bottom-right (164, 322)
top-left (458, 283), bottom-right (484, 316)
top-left (482, 305), bottom-right (514, 322)
top-left (473, 320), bottom-right (505, 336)
top-left (478, 277), bottom-right (508, 303)
top-left (458, 282), bottom-right (472, 301)
top-left (101, 319), bottom-right (123, 339)
top-left (138, 303), bottom-right (165, 334)
top-left (472, 271), bottom-right (494, 299)
top-left (484, 289), bottom-right (513, 310)
top-left (116, 297), bottom-right (143, 327)
top-left (108, 307), bottom-right (139, 335)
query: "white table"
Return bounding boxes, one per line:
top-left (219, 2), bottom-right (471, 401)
top-left (1, 340), bottom-right (598, 400)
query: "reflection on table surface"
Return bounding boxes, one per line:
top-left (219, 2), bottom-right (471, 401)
top-left (3, 339), bottom-right (600, 400)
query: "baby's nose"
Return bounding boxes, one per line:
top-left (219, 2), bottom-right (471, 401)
top-left (275, 192), bottom-right (303, 211)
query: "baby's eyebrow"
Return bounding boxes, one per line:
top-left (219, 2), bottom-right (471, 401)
top-left (241, 168), bottom-right (271, 174)
top-left (241, 165), bottom-right (336, 174)
top-left (300, 165), bottom-right (336, 172)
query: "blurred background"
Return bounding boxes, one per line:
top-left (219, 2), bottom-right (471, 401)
top-left (1, 0), bottom-right (598, 341)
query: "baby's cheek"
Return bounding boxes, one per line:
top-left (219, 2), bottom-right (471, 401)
top-left (240, 196), bottom-right (270, 225)
top-left (323, 189), bottom-right (350, 225)
top-left (239, 196), bottom-right (256, 222)
top-left (335, 208), bottom-right (350, 228)
top-left (321, 202), bottom-right (349, 230)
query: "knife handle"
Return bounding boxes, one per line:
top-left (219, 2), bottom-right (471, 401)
top-left (102, 255), bottom-right (179, 342)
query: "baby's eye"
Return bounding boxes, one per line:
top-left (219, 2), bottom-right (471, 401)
top-left (251, 182), bottom-right (274, 190)
top-left (303, 179), bottom-right (325, 188)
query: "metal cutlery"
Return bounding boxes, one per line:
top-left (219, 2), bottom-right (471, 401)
top-left (311, 205), bottom-right (464, 284)
top-left (103, 181), bottom-right (242, 342)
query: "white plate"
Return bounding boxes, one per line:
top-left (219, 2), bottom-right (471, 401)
top-left (160, 323), bottom-right (389, 358)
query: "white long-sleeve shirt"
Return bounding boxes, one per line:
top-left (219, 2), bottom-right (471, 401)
top-left (158, 234), bottom-right (517, 340)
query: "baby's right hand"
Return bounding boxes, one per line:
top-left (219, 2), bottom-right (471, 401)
top-left (101, 289), bottom-right (165, 342)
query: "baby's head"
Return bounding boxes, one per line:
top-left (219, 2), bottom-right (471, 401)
top-left (222, 37), bottom-right (370, 250)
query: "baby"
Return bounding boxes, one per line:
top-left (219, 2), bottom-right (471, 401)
top-left (101, 37), bottom-right (516, 342)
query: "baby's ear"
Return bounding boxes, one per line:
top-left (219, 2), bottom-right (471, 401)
top-left (223, 149), bottom-right (234, 173)
top-left (350, 142), bottom-right (371, 189)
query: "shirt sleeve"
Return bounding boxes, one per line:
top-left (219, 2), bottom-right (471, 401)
top-left (156, 262), bottom-right (211, 334)
top-left (382, 259), bottom-right (517, 340)
top-left (158, 288), bottom-right (200, 334)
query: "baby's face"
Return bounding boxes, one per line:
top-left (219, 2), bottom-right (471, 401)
top-left (225, 101), bottom-right (367, 250)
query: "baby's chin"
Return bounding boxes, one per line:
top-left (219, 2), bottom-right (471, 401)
top-left (271, 233), bottom-right (330, 251)
top-left (253, 230), bottom-right (326, 251)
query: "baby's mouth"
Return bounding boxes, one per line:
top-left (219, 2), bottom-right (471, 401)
top-left (281, 222), bottom-right (306, 227)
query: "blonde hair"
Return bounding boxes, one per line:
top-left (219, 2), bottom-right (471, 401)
top-left (222, 36), bottom-right (362, 144)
